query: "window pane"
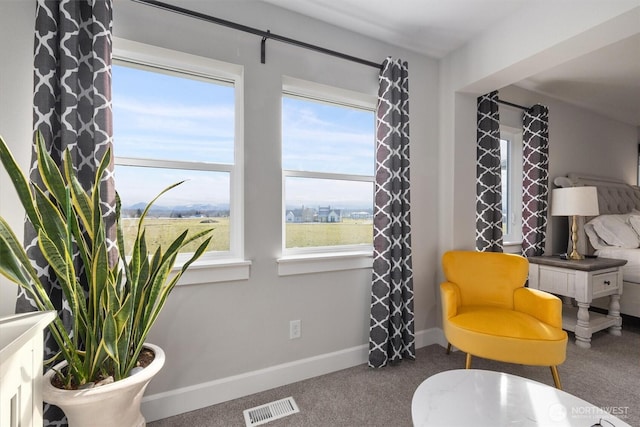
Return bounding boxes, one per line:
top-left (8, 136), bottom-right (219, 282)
top-left (500, 138), bottom-right (509, 235)
top-left (282, 96), bottom-right (374, 176)
top-left (115, 165), bottom-right (230, 254)
top-left (284, 177), bottom-right (373, 248)
top-left (112, 64), bottom-right (234, 164)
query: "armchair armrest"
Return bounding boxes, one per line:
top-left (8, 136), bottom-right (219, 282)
top-left (440, 281), bottom-right (461, 319)
top-left (513, 287), bottom-right (563, 328)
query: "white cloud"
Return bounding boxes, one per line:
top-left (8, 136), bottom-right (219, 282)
top-left (116, 96), bottom-right (234, 120)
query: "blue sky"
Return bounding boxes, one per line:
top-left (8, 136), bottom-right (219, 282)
top-left (282, 96), bottom-right (374, 176)
top-left (112, 65), bottom-right (235, 163)
top-left (282, 95), bottom-right (374, 209)
top-left (112, 64), bottom-right (374, 210)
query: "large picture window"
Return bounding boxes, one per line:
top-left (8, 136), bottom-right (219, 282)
top-left (282, 81), bottom-right (375, 254)
top-left (112, 50), bottom-right (242, 261)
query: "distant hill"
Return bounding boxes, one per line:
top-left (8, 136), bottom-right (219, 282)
top-left (121, 202), bottom-right (230, 218)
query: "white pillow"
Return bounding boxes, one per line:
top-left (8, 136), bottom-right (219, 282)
top-left (587, 214), bottom-right (640, 248)
top-left (584, 223), bottom-right (610, 250)
top-left (628, 215), bottom-right (640, 238)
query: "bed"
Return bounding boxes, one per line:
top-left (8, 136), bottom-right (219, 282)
top-left (553, 173), bottom-right (640, 319)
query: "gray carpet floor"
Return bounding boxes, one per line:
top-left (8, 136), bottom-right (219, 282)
top-left (149, 319), bottom-right (640, 427)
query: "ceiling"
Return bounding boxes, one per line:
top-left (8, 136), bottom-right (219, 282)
top-left (262, 0), bottom-right (531, 58)
top-left (516, 33), bottom-right (640, 126)
top-left (261, 0), bottom-right (640, 127)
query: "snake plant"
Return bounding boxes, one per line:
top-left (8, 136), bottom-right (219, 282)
top-left (0, 132), bottom-right (213, 389)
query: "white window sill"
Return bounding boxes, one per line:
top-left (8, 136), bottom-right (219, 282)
top-left (503, 241), bottom-right (523, 254)
top-left (277, 251), bottom-right (373, 276)
top-left (174, 259), bottom-right (251, 286)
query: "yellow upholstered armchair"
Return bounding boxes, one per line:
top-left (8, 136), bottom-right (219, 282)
top-left (440, 250), bottom-right (568, 389)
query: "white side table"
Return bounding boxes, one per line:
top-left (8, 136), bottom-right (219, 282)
top-left (411, 369), bottom-right (631, 426)
top-left (528, 256), bottom-right (626, 349)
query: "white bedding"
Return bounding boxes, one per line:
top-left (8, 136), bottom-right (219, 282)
top-left (595, 247), bottom-right (640, 284)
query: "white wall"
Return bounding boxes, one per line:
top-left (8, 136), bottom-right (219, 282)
top-left (0, 0), bottom-right (36, 317)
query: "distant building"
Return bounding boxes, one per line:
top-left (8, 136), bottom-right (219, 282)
top-left (286, 206), bottom-right (316, 223)
top-left (286, 205), bottom-right (343, 223)
top-left (350, 211), bottom-right (372, 220)
top-left (317, 206), bottom-right (342, 223)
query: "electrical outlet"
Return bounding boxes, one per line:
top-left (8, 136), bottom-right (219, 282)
top-left (289, 320), bottom-right (301, 339)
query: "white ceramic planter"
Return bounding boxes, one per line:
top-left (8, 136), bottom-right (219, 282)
top-left (42, 343), bottom-right (165, 427)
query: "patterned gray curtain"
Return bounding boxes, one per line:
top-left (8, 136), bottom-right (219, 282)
top-left (476, 91), bottom-right (503, 252)
top-left (521, 104), bottom-right (549, 257)
top-left (18, 1), bottom-right (114, 425)
top-left (368, 58), bottom-right (414, 368)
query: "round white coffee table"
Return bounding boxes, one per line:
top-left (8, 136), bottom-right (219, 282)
top-left (411, 369), bottom-right (630, 426)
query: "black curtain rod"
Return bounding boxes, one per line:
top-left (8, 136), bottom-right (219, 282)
top-left (131, 0), bottom-right (384, 70)
top-left (497, 98), bottom-right (529, 111)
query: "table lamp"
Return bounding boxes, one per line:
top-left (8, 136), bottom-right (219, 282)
top-left (551, 186), bottom-right (599, 260)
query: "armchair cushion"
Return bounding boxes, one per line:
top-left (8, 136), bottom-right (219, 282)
top-left (443, 305), bottom-right (567, 365)
top-left (448, 306), bottom-right (566, 342)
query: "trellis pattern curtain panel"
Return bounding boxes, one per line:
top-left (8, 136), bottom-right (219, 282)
top-left (476, 91), bottom-right (503, 252)
top-left (19, 1), bottom-right (114, 425)
top-left (521, 104), bottom-right (550, 257)
top-left (368, 58), bottom-right (415, 368)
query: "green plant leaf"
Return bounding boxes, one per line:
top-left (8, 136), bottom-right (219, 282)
top-left (65, 152), bottom-right (95, 240)
top-left (0, 134), bottom-right (42, 230)
top-left (35, 131), bottom-right (70, 214)
top-left (32, 186), bottom-right (68, 253)
top-left (38, 232), bottom-right (73, 287)
top-left (0, 219), bottom-right (37, 288)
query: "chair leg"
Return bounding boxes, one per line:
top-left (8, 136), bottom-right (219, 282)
top-left (550, 366), bottom-right (562, 390)
top-left (446, 343), bottom-right (451, 354)
top-left (465, 353), bottom-right (472, 369)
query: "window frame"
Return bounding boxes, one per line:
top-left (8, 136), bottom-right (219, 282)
top-left (500, 125), bottom-right (523, 247)
top-left (112, 38), bottom-right (248, 284)
top-left (278, 77), bottom-right (376, 273)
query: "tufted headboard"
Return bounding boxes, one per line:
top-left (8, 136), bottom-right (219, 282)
top-left (553, 173), bottom-right (640, 255)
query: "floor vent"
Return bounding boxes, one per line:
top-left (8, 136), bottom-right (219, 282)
top-left (243, 396), bottom-right (300, 427)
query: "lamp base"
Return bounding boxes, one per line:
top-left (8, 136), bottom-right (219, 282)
top-left (568, 215), bottom-right (584, 260)
top-left (567, 249), bottom-right (584, 260)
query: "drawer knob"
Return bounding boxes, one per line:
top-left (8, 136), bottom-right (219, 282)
top-left (604, 280), bottom-right (611, 286)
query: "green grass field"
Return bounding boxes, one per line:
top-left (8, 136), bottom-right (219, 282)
top-left (120, 217), bottom-right (229, 254)
top-left (286, 218), bottom-right (373, 248)
top-left (120, 217), bottom-right (373, 254)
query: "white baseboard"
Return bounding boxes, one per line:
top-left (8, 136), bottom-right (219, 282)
top-left (416, 325), bottom-right (447, 348)
top-left (142, 327), bottom-right (445, 422)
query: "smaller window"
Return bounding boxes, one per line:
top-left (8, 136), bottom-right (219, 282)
top-left (281, 79), bottom-right (376, 255)
top-left (500, 138), bottom-right (510, 236)
top-left (500, 127), bottom-right (523, 245)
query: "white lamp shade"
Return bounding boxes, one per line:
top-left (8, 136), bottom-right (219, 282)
top-left (551, 186), bottom-right (599, 216)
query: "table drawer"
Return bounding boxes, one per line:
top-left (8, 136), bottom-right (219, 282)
top-left (539, 268), bottom-right (574, 296)
top-left (592, 271), bottom-right (618, 295)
